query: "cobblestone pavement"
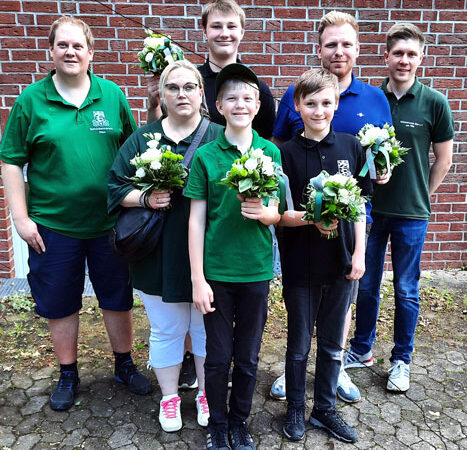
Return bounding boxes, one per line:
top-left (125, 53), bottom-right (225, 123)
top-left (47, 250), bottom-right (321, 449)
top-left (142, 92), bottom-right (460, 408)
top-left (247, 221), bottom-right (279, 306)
top-left (0, 335), bottom-right (465, 450)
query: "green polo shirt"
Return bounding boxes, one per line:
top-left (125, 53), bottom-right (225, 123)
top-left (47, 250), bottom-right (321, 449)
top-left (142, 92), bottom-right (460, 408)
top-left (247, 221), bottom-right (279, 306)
top-left (108, 119), bottom-right (223, 300)
top-left (0, 71), bottom-right (136, 238)
top-left (184, 130), bottom-right (282, 283)
top-left (371, 78), bottom-right (454, 220)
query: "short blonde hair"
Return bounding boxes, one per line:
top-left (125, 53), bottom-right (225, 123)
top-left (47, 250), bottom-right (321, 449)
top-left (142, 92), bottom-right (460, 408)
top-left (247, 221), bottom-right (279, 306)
top-left (217, 78), bottom-right (259, 102)
top-left (201, 0), bottom-right (245, 29)
top-left (318, 11), bottom-right (358, 44)
top-left (49, 15), bottom-right (94, 49)
top-left (159, 60), bottom-right (209, 117)
top-left (293, 68), bottom-right (339, 104)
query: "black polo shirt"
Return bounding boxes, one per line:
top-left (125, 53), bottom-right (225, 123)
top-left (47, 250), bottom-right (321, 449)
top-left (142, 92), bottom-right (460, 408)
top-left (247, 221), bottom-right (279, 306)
top-left (278, 128), bottom-right (372, 287)
top-left (198, 59), bottom-right (276, 139)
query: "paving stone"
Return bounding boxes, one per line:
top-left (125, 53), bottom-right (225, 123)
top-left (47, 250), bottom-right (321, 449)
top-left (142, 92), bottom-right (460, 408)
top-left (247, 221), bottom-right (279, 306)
top-left (25, 379), bottom-right (50, 398)
top-left (11, 374), bottom-right (33, 390)
top-left (256, 432), bottom-right (282, 450)
top-left (395, 420), bottom-right (421, 446)
top-left (380, 402), bottom-right (401, 424)
top-left (0, 425), bottom-right (16, 447)
top-left (82, 437), bottom-right (112, 449)
top-left (250, 410), bottom-right (273, 435)
top-left (36, 420), bottom-right (66, 443)
top-left (0, 406), bottom-right (22, 426)
top-left (60, 427), bottom-right (90, 447)
top-left (373, 434), bottom-right (407, 450)
top-left (89, 402), bottom-right (115, 418)
top-left (20, 396), bottom-right (48, 415)
top-left (359, 413), bottom-right (395, 435)
top-left (61, 408), bottom-right (91, 431)
top-left (131, 432), bottom-right (164, 450)
top-left (30, 367), bottom-right (54, 381)
top-left (108, 422), bottom-right (137, 448)
top-left (163, 442), bottom-right (189, 449)
top-left (4, 388), bottom-right (28, 407)
top-left (11, 433), bottom-right (40, 450)
top-left (84, 416), bottom-right (114, 438)
top-left (13, 413), bottom-right (42, 434)
top-left (438, 418), bottom-right (464, 440)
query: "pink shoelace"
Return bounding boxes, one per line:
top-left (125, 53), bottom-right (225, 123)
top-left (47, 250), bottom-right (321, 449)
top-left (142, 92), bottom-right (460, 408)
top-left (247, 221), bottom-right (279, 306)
top-left (198, 392), bottom-right (209, 414)
top-left (160, 396), bottom-right (181, 418)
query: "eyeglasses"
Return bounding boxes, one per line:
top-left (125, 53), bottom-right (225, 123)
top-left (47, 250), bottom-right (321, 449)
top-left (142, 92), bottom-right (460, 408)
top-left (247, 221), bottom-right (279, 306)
top-left (164, 83), bottom-right (199, 96)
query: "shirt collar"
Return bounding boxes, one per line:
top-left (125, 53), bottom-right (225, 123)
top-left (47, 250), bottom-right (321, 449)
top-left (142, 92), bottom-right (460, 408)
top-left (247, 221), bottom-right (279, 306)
top-left (294, 126), bottom-right (336, 147)
top-left (201, 56), bottom-right (242, 78)
top-left (340, 73), bottom-right (362, 97)
top-left (382, 76), bottom-right (421, 98)
top-left (44, 70), bottom-right (103, 107)
top-left (218, 128), bottom-right (262, 152)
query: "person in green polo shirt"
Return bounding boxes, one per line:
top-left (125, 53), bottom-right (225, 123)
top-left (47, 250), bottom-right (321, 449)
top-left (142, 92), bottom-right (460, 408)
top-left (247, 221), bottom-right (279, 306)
top-left (185, 63), bottom-right (281, 450)
top-left (0, 16), bottom-right (151, 411)
top-left (345, 23), bottom-right (454, 394)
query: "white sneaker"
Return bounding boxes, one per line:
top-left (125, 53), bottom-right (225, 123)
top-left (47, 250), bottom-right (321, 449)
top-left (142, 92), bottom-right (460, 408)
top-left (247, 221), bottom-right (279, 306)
top-left (159, 395), bottom-right (182, 432)
top-left (387, 360), bottom-right (410, 392)
top-left (270, 373), bottom-right (286, 400)
top-left (337, 369), bottom-right (361, 403)
top-left (196, 390), bottom-right (210, 427)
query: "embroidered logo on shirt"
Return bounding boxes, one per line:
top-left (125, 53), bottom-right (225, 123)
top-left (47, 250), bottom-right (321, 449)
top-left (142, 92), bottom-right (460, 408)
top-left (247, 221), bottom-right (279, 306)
top-left (400, 120), bottom-right (423, 128)
top-left (90, 111), bottom-right (113, 133)
top-left (92, 111), bottom-right (110, 127)
top-left (357, 112), bottom-right (364, 117)
top-left (337, 160), bottom-right (351, 177)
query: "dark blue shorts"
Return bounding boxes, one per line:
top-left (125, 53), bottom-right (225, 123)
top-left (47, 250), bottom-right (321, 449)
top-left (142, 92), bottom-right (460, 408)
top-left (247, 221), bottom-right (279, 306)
top-left (28, 225), bottom-right (133, 319)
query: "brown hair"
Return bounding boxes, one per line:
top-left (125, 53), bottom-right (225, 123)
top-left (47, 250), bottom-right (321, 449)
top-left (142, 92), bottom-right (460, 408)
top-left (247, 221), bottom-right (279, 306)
top-left (318, 10), bottom-right (358, 44)
top-left (201, 0), bottom-right (245, 29)
top-left (49, 15), bottom-right (94, 49)
top-left (386, 22), bottom-right (425, 52)
top-left (293, 68), bottom-right (339, 104)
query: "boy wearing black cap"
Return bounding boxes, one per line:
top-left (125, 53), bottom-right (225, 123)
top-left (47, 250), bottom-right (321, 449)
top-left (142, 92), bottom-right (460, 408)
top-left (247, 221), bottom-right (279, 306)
top-left (185, 63), bottom-right (281, 450)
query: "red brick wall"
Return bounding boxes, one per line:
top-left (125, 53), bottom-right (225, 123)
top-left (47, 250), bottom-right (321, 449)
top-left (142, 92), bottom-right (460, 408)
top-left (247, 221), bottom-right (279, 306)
top-left (0, 0), bottom-right (466, 276)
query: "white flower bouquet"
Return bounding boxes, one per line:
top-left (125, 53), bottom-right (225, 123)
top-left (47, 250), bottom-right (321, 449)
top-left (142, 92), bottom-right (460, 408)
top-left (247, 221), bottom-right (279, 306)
top-left (137, 30), bottom-right (184, 74)
top-left (357, 123), bottom-right (409, 179)
top-left (219, 147), bottom-right (280, 201)
top-left (302, 170), bottom-right (367, 239)
top-left (128, 132), bottom-right (188, 199)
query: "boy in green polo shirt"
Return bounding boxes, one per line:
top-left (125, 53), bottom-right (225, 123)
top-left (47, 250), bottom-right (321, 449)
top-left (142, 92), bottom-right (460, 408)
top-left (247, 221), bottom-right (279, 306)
top-left (185, 63), bottom-right (281, 450)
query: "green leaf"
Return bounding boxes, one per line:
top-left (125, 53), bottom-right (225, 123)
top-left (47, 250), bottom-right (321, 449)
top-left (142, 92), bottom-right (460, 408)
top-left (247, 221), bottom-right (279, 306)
top-left (239, 178), bottom-right (253, 192)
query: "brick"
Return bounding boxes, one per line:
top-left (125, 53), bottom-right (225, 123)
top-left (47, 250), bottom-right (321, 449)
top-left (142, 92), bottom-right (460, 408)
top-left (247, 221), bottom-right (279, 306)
top-left (2, 62), bottom-right (37, 72)
top-left (435, 0), bottom-right (465, 8)
top-left (427, 223), bottom-right (450, 232)
top-left (439, 11), bottom-right (466, 20)
top-left (283, 20), bottom-right (313, 31)
top-left (282, 43), bottom-right (314, 53)
top-left (358, 10), bottom-right (389, 20)
top-left (355, 0), bottom-right (384, 6)
top-left (433, 251), bottom-right (461, 261)
top-left (425, 68), bottom-right (455, 77)
top-left (274, 54), bottom-right (306, 65)
top-left (266, 20), bottom-right (281, 31)
top-left (435, 213), bottom-right (465, 222)
top-left (452, 203), bottom-right (467, 213)
top-left (11, 50), bottom-right (47, 61)
top-left (439, 34), bottom-right (467, 45)
top-left (404, 0), bottom-right (434, 7)
top-left (59, 2), bottom-right (76, 14)
top-left (440, 243), bottom-right (466, 252)
top-left (322, 0), bottom-right (352, 6)
top-left (275, 8), bottom-right (307, 19)
top-left (115, 4), bottom-right (149, 15)
top-left (420, 262), bottom-right (446, 270)
top-left (391, 10), bottom-right (421, 20)
top-left (288, 0), bottom-right (318, 5)
top-left (0, 26), bottom-right (24, 37)
top-left (437, 193), bottom-right (466, 203)
top-left (245, 19), bottom-right (264, 30)
top-left (242, 54), bottom-right (273, 64)
top-left (162, 18), bottom-right (195, 29)
top-left (23, 1), bottom-right (57, 13)
top-left (79, 3), bottom-right (112, 14)
top-left (435, 231), bottom-right (464, 241)
top-left (243, 31), bottom-right (272, 41)
top-left (454, 23), bottom-right (467, 33)
top-left (450, 223), bottom-right (467, 231)
top-left (431, 203), bottom-right (450, 213)
top-left (245, 7), bottom-right (272, 18)
top-left (0, 1), bottom-right (20, 12)
top-left (427, 46), bottom-right (451, 56)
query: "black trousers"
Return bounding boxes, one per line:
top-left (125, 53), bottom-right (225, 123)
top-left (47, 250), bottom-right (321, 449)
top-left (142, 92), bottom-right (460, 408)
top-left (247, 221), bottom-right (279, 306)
top-left (204, 279), bottom-right (269, 428)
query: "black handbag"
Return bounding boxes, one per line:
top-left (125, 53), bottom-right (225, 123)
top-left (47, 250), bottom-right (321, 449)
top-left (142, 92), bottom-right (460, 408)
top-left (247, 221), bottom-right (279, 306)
top-left (109, 117), bottom-right (210, 263)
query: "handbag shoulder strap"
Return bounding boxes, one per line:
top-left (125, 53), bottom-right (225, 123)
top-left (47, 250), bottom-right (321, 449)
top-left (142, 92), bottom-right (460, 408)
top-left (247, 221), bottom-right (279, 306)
top-left (183, 116), bottom-right (210, 168)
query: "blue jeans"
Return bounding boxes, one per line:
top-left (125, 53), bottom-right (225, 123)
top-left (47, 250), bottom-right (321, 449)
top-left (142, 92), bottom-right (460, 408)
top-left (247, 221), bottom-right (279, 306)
top-left (284, 278), bottom-right (351, 410)
top-left (204, 280), bottom-right (269, 427)
top-left (350, 215), bottom-right (428, 364)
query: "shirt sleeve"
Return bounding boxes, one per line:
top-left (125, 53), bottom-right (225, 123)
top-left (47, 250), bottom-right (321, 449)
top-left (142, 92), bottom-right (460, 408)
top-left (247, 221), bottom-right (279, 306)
top-left (184, 151), bottom-right (208, 200)
top-left (0, 100), bottom-right (30, 166)
top-left (432, 93), bottom-right (455, 143)
top-left (272, 86), bottom-right (300, 142)
top-left (118, 89), bottom-right (137, 144)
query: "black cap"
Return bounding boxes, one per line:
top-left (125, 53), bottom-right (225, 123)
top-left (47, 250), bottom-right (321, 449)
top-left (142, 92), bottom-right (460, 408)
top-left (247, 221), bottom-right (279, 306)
top-left (215, 63), bottom-right (260, 97)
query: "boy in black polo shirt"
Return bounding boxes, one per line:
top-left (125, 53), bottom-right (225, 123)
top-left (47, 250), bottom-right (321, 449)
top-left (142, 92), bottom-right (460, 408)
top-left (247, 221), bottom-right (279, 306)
top-left (278, 68), bottom-right (371, 443)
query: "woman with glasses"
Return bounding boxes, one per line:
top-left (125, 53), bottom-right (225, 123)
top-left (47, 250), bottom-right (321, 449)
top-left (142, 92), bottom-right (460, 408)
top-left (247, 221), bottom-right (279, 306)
top-left (108, 60), bottom-right (222, 432)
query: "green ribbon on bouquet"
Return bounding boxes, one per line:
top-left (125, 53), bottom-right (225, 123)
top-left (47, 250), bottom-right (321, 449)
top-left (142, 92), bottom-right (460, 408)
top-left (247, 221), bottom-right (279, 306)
top-left (308, 172), bottom-right (327, 224)
top-left (358, 136), bottom-right (391, 179)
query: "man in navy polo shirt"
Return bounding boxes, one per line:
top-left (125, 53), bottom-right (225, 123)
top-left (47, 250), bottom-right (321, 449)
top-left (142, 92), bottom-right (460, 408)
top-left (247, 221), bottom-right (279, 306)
top-left (270, 10), bottom-right (392, 404)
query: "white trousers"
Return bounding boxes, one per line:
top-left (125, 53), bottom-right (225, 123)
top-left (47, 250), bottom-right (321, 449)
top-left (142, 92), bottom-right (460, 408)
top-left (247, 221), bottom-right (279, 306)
top-left (139, 292), bottom-right (206, 369)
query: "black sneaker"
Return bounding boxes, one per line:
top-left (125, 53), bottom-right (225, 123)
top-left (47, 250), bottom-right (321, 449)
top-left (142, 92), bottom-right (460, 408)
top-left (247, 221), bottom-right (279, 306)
top-left (178, 351), bottom-right (198, 389)
top-left (309, 407), bottom-right (357, 443)
top-left (114, 360), bottom-right (152, 395)
top-left (49, 371), bottom-right (80, 411)
top-left (282, 404), bottom-right (305, 441)
top-left (206, 425), bottom-right (231, 450)
top-left (229, 421), bottom-right (255, 450)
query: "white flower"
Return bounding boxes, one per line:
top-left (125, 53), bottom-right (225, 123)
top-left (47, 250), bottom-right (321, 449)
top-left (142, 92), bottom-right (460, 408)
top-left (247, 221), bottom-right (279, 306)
top-left (262, 161), bottom-right (275, 176)
top-left (135, 167), bottom-right (146, 178)
top-left (328, 174), bottom-right (349, 186)
top-left (145, 52), bottom-right (154, 63)
top-left (338, 188), bottom-right (350, 205)
top-left (152, 132), bottom-right (162, 142)
top-left (361, 126), bottom-right (390, 146)
top-left (233, 163), bottom-right (244, 171)
top-left (260, 155), bottom-right (272, 165)
top-left (150, 160), bottom-right (162, 170)
top-left (146, 139), bottom-right (159, 149)
top-left (251, 148), bottom-right (264, 158)
top-left (144, 37), bottom-right (164, 49)
top-left (244, 157), bottom-right (258, 171)
top-left (140, 148), bottom-right (161, 163)
top-left (166, 145), bottom-right (171, 151)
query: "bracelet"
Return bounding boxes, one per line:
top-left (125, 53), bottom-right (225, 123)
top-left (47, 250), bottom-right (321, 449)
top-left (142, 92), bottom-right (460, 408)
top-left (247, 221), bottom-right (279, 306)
top-left (138, 192), bottom-right (146, 208)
